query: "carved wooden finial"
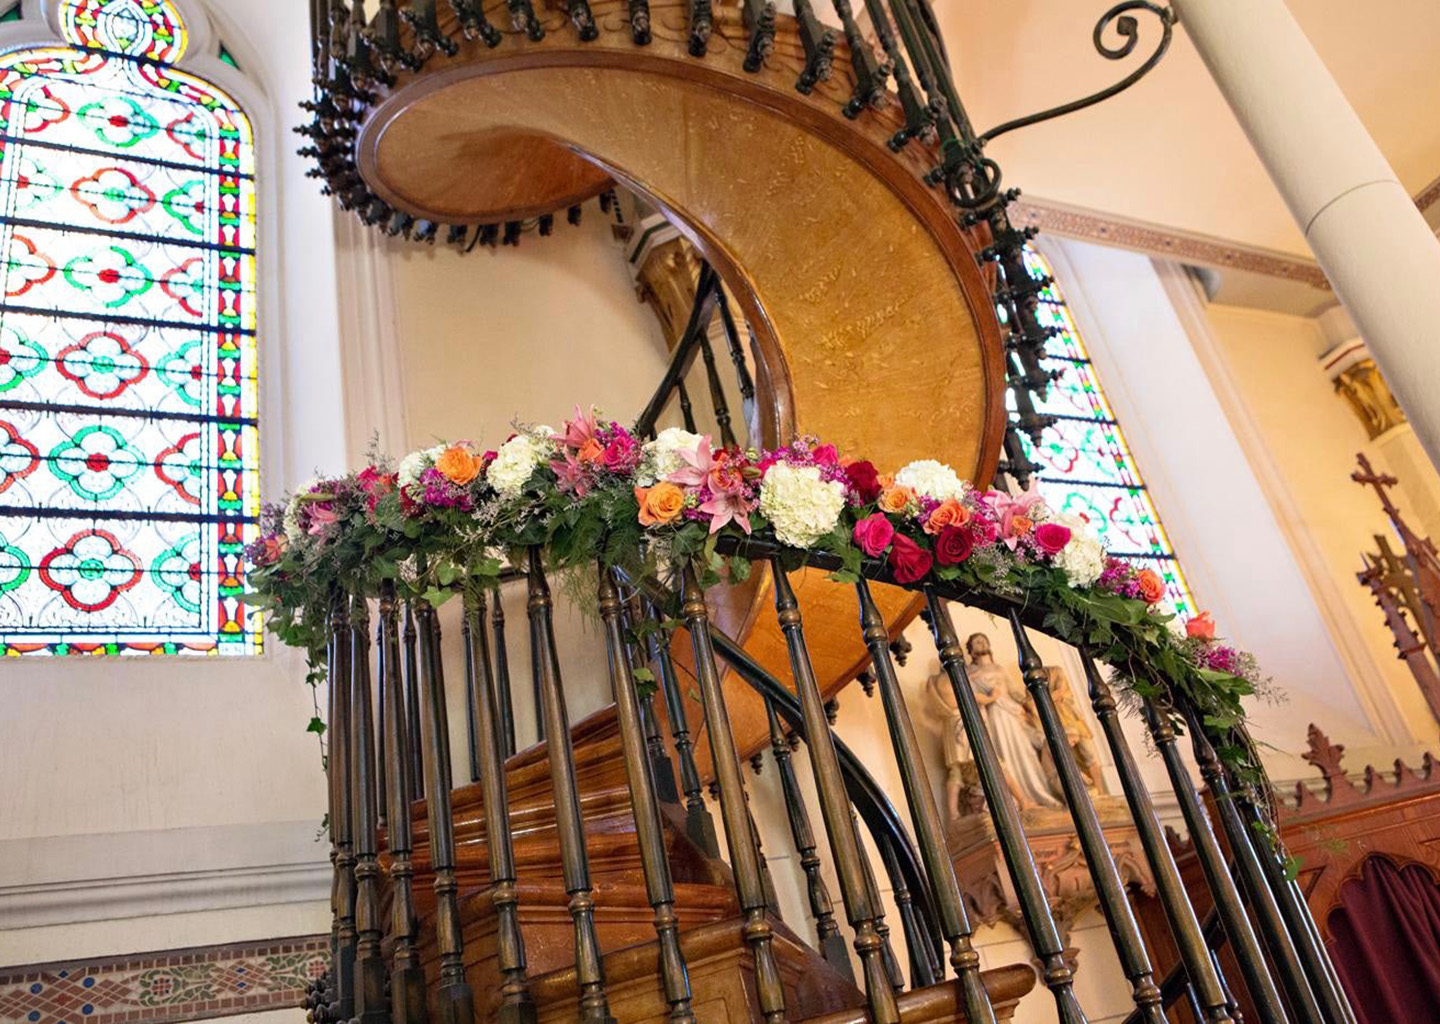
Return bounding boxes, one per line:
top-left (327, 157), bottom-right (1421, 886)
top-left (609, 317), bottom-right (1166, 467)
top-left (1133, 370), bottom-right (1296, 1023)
top-left (1300, 724), bottom-right (1361, 806)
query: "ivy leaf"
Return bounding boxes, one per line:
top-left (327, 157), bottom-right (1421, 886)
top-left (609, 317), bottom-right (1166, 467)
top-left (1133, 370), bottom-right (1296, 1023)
top-left (306, 716), bottom-right (327, 736)
top-left (632, 667), bottom-right (655, 683)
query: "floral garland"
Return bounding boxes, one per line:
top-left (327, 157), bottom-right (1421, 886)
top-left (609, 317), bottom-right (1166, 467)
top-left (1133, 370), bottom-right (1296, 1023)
top-left (246, 407), bottom-right (1270, 785)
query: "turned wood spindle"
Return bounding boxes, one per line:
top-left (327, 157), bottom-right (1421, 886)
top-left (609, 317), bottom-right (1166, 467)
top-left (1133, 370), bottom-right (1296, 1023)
top-left (348, 596), bottom-right (388, 1024)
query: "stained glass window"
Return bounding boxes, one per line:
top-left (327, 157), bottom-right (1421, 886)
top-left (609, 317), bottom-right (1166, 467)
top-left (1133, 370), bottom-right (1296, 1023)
top-left (1011, 246), bottom-right (1196, 617)
top-left (0, 0), bottom-right (260, 656)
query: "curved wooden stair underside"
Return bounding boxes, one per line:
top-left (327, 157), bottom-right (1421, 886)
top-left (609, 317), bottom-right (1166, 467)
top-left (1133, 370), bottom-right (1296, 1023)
top-left (355, 2), bottom-right (1004, 756)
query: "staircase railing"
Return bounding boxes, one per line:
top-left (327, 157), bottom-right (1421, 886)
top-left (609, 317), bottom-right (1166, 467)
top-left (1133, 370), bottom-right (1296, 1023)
top-left (306, 524), bottom-right (1357, 1024)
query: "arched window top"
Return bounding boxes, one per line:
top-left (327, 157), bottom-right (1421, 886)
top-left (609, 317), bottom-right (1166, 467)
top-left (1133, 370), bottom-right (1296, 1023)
top-left (59, 0), bottom-right (189, 62)
top-left (0, 0), bottom-right (261, 657)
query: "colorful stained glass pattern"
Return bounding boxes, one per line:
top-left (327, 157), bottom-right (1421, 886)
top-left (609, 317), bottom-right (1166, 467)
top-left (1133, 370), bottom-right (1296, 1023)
top-left (1011, 247), bottom-right (1196, 617)
top-left (0, 0), bottom-right (258, 656)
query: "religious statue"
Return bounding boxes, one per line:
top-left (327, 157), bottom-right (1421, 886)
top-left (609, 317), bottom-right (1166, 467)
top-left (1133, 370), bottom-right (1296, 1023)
top-left (926, 632), bottom-right (1065, 820)
top-left (1039, 665), bottom-right (1103, 793)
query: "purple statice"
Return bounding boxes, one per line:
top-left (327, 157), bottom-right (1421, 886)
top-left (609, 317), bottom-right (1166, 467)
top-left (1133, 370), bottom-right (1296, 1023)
top-left (1097, 557), bottom-right (1144, 599)
top-left (419, 466), bottom-right (475, 511)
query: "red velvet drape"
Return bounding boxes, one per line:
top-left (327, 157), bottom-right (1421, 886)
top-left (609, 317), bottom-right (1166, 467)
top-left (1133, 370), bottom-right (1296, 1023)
top-left (1327, 855), bottom-right (1440, 1024)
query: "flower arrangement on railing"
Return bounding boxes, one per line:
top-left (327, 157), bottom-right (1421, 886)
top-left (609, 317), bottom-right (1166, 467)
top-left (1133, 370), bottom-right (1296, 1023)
top-left (247, 406), bottom-right (1268, 773)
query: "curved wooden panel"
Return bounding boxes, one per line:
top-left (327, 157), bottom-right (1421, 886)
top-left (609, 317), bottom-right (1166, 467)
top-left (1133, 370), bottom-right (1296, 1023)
top-left (355, 3), bottom-right (1004, 759)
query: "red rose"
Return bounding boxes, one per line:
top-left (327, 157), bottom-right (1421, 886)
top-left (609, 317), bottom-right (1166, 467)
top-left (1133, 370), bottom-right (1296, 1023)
top-left (845, 460), bottom-right (882, 502)
top-left (853, 512), bottom-right (895, 557)
top-left (934, 525), bottom-right (974, 566)
top-left (1034, 522), bottom-right (1072, 555)
top-left (888, 533), bottom-right (933, 584)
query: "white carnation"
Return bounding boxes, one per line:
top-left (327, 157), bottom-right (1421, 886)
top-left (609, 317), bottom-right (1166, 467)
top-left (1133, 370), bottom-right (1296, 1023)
top-left (1053, 512), bottom-right (1105, 587)
top-left (490, 434), bottom-right (551, 498)
top-left (894, 459), bottom-right (967, 502)
top-left (759, 463), bottom-right (846, 549)
top-left (638, 426), bottom-right (705, 486)
top-left (283, 476), bottom-right (320, 543)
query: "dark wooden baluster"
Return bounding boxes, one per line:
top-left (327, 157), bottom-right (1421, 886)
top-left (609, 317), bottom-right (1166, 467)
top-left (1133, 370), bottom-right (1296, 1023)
top-left (680, 565), bottom-right (789, 1024)
top-left (877, 832), bottom-right (940, 990)
top-left (330, 594), bottom-right (357, 1023)
top-left (491, 591), bottom-right (517, 760)
top-left (349, 596), bottom-right (388, 1024)
top-left (378, 584), bottom-right (427, 1024)
top-left (771, 562), bottom-right (898, 1024)
top-left (526, 549), bottom-right (616, 1024)
top-left (1009, 613), bottom-right (1163, 1023)
top-left (462, 602), bottom-right (484, 783)
top-left (676, 379), bottom-right (698, 433)
top-left (415, 599), bottom-right (477, 1024)
top-left (376, 618), bottom-right (387, 833)
top-left (317, 612), bottom-right (344, 1022)
top-left (462, 590), bottom-right (537, 1024)
top-left (1080, 653), bottom-right (1234, 1024)
top-left (851, 807), bottom-right (904, 992)
top-left (599, 569), bottom-right (696, 1023)
top-left (1182, 709), bottom-right (1323, 1024)
top-left (764, 698), bottom-right (853, 979)
top-left (922, 592), bottom-right (1087, 1024)
top-left (403, 603), bottom-right (425, 800)
top-left (697, 332), bottom-right (737, 448)
top-left (713, 285), bottom-right (756, 427)
top-left (1143, 701), bottom-right (1290, 1024)
top-left (623, 593), bottom-right (680, 804)
top-left (749, 802), bottom-right (781, 913)
top-left (647, 600), bottom-right (720, 857)
top-left (858, 580), bottom-right (995, 1021)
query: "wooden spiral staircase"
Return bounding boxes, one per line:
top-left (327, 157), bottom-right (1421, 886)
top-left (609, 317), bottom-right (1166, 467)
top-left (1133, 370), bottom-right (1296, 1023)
top-left (295, 5), bottom-right (1358, 1024)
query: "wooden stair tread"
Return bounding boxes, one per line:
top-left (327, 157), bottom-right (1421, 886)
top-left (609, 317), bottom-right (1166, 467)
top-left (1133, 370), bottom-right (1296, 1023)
top-left (800, 967), bottom-right (1037, 1024)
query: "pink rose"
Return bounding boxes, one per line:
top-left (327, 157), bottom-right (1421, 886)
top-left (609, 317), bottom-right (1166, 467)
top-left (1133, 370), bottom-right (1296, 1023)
top-left (853, 513), bottom-right (895, 557)
top-left (812, 443), bottom-right (839, 467)
top-left (970, 517), bottom-right (999, 547)
top-left (1034, 522), bottom-right (1072, 555)
top-left (888, 533), bottom-right (933, 584)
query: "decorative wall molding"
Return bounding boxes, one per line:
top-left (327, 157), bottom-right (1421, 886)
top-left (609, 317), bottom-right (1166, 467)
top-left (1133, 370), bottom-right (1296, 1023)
top-left (0, 822), bottom-right (331, 930)
top-left (1415, 173), bottom-right (1440, 213)
top-left (0, 935), bottom-right (327, 1024)
top-left (1011, 197), bottom-right (1331, 289)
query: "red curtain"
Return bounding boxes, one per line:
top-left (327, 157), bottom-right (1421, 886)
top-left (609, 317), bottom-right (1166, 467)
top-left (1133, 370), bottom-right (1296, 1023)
top-left (1326, 855), bottom-right (1440, 1024)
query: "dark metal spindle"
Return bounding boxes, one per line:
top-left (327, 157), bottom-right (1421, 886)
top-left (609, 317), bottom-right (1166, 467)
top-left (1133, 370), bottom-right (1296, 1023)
top-left (1182, 711), bottom-right (1323, 1024)
top-left (526, 549), bottom-right (616, 1024)
top-left (1080, 653), bottom-right (1234, 1024)
top-left (858, 580), bottom-right (995, 1021)
top-left (680, 565), bottom-right (789, 1023)
top-left (1009, 614), bottom-right (1163, 1022)
top-left (462, 590), bottom-right (537, 1024)
top-left (622, 593), bottom-right (680, 804)
top-left (492, 590), bottom-right (517, 760)
top-left (403, 603), bottom-right (425, 800)
top-left (764, 698), bottom-right (853, 979)
top-left (349, 596), bottom-right (388, 1024)
top-left (378, 583), bottom-right (427, 1024)
top-left (330, 594), bottom-right (357, 1023)
top-left (462, 602), bottom-right (484, 783)
top-left (415, 599), bottom-right (477, 1024)
top-left (851, 806), bottom-right (905, 993)
top-left (771, 562), bottom-right (898, 1023)
top-left (922, 591), bottom-right (1087, 1024)
top-left (647, 600), bottom-right (720, 857)
top-left (1143, 700), bottom-right (1290, 1024)
top-left (713, 282), bottom-right (756, 425)
top-left (676, 379), bottom-right (698, 434)
top-left (600, 569), bottom-right (696, 1023)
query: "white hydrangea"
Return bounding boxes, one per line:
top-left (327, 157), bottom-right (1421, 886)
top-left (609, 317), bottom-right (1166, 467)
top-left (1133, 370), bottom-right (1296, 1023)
top-left (894, 459), bottom-right (967, 502)
top-left (759, 463), bottom-right (847, 549)
top-left (638, 426), bottom-right (705, 486)
top-left (283, 476), bottom-right (320, 543)
top-left (398, 444), bottom-right (445, 487)
top-left (489, 433), bottom-right (552, 498)
top-left (1052, 512), bottom-right (1105, 587)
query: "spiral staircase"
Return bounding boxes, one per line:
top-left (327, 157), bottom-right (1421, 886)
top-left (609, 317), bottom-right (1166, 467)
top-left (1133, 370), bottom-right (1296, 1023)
top-left (292, 4), bottom-right (1358, 1024)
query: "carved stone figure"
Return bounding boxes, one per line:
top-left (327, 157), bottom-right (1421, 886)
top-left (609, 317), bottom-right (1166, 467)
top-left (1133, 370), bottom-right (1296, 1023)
top-left (1039, 665), bottom-right (1103, 794)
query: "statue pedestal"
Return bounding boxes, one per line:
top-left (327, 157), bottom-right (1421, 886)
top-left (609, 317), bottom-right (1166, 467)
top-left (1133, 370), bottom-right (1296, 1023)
top-left (946, 796), bottom-right (1155, 937)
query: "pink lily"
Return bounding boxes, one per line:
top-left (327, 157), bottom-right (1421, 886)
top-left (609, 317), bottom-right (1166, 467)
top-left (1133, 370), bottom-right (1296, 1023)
top-left (986, 484), bottom-right (1044, 549)
top-left (699, 490), bottom-right (754, 535)
top-left (550, 453), bottom-right (591, 496)
top-left (666, 436), bottom-right (715, 489)
top-left (554, 404), bottom-right (598, 452)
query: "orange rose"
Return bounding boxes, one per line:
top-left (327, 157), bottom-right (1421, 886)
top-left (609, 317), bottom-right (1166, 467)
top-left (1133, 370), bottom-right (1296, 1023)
top-left (878, 485), bottom-right (916, 515)
top-left (434, 444), bottom-right (482, 485)
top-left (924, 498), bottom-right (972, 536)
top-left (578, 438), bottom-right (604, 464)
top-left (636, 482), bottom-right (685, 526)
top-left (1137, 569), bottom-right (1166, 605)
top-left (1185, 612), bottom-right (1216, 639)
top-left (1010, 515), bottom-right (1033, 537)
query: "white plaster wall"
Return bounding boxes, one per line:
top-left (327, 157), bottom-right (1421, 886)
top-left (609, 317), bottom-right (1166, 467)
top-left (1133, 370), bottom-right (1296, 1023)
top-left (1, 0), bottom-right (342, 965)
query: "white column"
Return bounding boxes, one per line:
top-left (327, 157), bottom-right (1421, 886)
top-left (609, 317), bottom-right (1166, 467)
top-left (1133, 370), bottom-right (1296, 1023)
top-left (1172, 0), bottom-right (1440, 469)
